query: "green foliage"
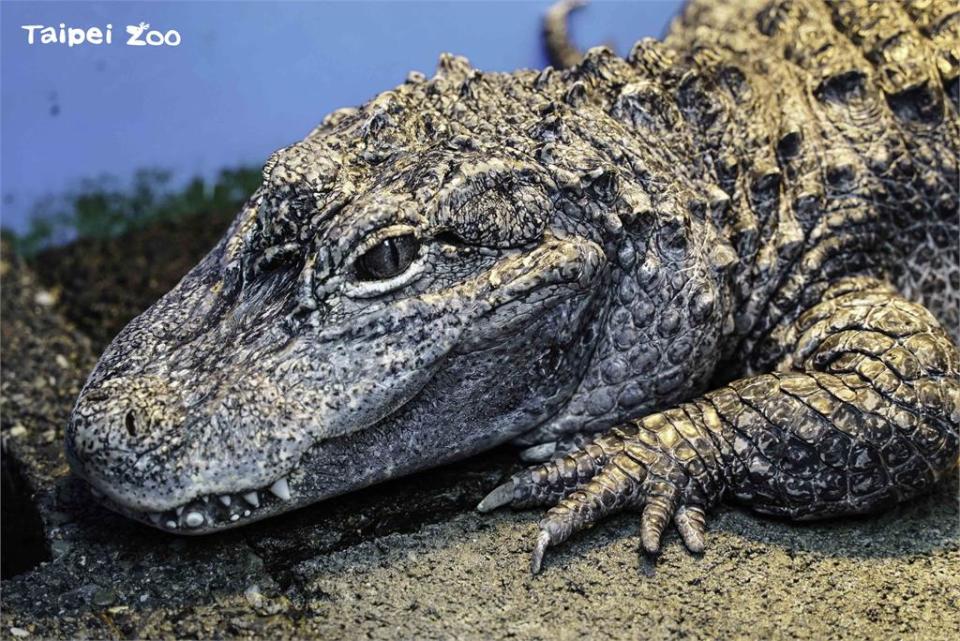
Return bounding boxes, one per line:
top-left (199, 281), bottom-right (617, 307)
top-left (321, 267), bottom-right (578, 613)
top-left (5, 167), bottom-right (261, 256)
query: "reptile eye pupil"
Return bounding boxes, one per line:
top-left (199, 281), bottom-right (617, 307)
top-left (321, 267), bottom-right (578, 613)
top-left (357, 234), bottom-right (419, 281)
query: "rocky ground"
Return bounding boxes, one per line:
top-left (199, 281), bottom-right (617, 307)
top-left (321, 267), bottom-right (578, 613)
top-left (1, 220), bottom-right (958, 640)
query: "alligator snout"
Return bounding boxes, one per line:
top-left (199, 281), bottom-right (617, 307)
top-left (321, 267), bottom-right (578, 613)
top-left (70, 376), bottom-right (183, 456)
top-left (66, 376), bottom-right (191, 506)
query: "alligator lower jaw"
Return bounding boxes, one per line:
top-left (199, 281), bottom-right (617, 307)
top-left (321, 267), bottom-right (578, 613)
top-left (85, 475), bottom-right (299, 535)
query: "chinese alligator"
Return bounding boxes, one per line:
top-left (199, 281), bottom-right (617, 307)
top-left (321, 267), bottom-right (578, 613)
top-left (66, 0), bottom-right (959, 572)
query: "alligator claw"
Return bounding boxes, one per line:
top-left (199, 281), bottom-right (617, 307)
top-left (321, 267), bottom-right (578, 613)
top-left (639, 483), bottom-right (678, 555)
top-left (477, 480), bottom-right (515, 513)
top-left (518, 442), bottom-right (558, 462)
top-left (674, 505), bottom-right (707, 554)
top-left (531, 530), bottom-right (552, 574)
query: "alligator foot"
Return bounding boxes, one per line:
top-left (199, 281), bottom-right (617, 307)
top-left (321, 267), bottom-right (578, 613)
top-left (478, 423), bottom-right (714, 573)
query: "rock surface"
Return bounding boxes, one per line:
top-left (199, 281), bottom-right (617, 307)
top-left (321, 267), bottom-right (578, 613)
top-left (1, 227), bottom-right (958, 640)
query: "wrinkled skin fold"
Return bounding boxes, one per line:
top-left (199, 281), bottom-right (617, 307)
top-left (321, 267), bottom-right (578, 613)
top-left (68, 0), bottom-right (959, 571)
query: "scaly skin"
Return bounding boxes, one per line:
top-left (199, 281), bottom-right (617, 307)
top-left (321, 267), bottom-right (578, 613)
top-left (67, 0), bottom-right (958, 572)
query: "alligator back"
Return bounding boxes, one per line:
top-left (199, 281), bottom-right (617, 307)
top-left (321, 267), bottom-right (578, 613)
top-left (660, 0), bottom-right (958, 355)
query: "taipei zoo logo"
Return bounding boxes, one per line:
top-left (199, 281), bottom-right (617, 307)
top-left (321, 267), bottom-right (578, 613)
top-left (21, 22), bottom-right (181, 47)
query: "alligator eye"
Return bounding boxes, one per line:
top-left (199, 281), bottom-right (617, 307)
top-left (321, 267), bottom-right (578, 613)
top-left (356, 234), bottom-right (420, 281)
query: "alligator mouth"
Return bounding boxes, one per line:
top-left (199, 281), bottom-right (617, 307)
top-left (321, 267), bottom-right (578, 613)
top-left (69, 296), bottom-right (568, 535)
top-left (68, 381), bottom-right (431, 535)
top-left (85, 473), bottom-right (298, 534)
top-left (65, 427), bottom-right (304, 534)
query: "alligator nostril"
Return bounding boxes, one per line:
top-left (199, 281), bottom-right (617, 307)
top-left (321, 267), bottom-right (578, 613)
top-left (125, 411), bottom-right (137, 437)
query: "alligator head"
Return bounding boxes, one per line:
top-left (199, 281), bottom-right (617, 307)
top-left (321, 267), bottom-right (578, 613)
top-left (66, 52), bottom-right (732, 532)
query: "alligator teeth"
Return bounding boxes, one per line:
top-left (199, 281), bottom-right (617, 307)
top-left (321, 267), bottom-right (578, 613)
top-left (166, 520), bottom-right (178, 529)
top-left (219, 496), bottom-right (231, 507)
top-left (242, 492), bottom-right (260, 508)
top-left (243, 510), bottom-right (251, 517)
top-left (230, 514), bottom-right (240, 521)
top-left (148, 512), bottom-right (163, 525)
top-left (176, 506), bottom-right (184, 516)
top-left (269, 478), bottom-right (291, 501)
top-left (184, 511), bottom-right (205, 528)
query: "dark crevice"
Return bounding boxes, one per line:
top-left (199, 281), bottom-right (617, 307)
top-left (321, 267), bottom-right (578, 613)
top-left (1, 444), bottom-right (51, 578)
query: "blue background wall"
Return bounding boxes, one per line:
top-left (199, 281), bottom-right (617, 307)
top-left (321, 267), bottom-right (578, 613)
top-left (1, 1), bottom-right (682, 232)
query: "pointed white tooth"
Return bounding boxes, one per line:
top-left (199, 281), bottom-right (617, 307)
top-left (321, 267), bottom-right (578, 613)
top-left (166, 520), bottom-right (178, 529)
top-left (184, 511), bottom-right (204, 528)
top-left (176, 506), bottom-right (184, 516)
top-left (230, 514), bottom-right (240, 522)
top-left (148, 513), bottom-right (162, 525)
top-left (243, 510), bottom-right (251, 517)
top-left (219, 496), bottom-right (231, 507)
top-left (269, 478), bottom-right (291, 501)
top-left (202, 496), bottom-right (210, 503)
top-left (242, 492), bottom-right (259, 508)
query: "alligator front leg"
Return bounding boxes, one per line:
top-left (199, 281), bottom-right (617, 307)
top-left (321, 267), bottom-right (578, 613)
top-left (478, 277), bottom-right (960, 572)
